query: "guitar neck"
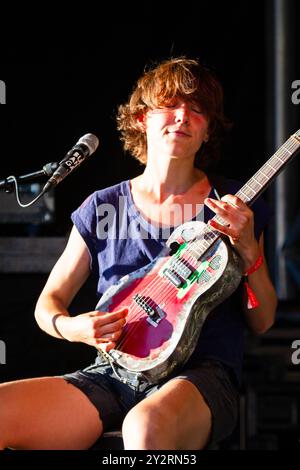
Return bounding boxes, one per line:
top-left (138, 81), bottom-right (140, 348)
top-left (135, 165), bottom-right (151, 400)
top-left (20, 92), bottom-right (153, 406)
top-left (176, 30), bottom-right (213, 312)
top-left (235, 130), bottom-right (300, 206)
top-left (191, 130), bottom-right (300, 256)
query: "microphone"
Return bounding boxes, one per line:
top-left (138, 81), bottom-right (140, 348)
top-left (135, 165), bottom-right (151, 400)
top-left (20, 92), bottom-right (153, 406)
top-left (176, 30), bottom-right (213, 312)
top-left (42, 133), bottom-right (99, 193)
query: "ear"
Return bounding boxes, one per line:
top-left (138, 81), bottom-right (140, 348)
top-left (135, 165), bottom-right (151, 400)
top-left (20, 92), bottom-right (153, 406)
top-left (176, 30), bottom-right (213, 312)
top-left (204, 133), bottom-right (209, 143)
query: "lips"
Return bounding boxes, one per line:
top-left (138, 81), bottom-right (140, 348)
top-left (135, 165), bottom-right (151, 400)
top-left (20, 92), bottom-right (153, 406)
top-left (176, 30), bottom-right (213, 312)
top-left (168, 129), bottom-right (191, 137)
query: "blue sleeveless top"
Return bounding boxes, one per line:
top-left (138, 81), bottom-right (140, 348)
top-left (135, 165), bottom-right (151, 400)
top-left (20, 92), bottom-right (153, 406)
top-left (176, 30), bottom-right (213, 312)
top-left (71, 178), bottom-right (271, 384)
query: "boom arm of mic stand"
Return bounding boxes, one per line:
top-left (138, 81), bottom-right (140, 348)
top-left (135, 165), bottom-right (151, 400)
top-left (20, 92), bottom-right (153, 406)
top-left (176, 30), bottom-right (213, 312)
top-left (0, 162), bottom-right (59, 193)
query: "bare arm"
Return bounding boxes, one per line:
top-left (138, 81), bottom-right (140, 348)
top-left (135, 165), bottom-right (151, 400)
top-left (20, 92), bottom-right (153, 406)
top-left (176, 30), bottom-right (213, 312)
top-left (241, 233), bottom-right (277, 334)
top-left (35, 225), bottom-right (91, 337)
top-left (35, 225), bottom-right (128, 351)
top-left (205, 195), bottom-right (278, 335)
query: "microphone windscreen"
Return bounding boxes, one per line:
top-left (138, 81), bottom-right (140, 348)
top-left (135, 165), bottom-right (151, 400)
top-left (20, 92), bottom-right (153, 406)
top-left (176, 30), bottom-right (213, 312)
top-left (78, 133), bottom-right (99, 155)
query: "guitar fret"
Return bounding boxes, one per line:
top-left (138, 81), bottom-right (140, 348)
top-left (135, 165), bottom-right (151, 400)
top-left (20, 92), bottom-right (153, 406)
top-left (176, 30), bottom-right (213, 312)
top-left (260, 170), bottom-right (272, 179)
top-left (266, 161), bottom-right (276, 170)
top-left (250, 177), bottom-right (262, 188)
top-left (245, 183), bottom-right (256, 194)
top-left (257, 172), bottom-right (269, 183)
top-left (274, 153), bottom-right (287, 163)
top-left (237, 188), bottom-right (251, 202)
top-left (245, 180), bottom-right (260, 191)
top-left (282, 146), bottom-right (293, 155)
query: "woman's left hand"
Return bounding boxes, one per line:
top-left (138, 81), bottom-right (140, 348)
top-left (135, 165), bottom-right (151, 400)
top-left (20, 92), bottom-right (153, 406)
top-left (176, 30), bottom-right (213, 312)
top-left (204, 194), bottom-right (260, 271)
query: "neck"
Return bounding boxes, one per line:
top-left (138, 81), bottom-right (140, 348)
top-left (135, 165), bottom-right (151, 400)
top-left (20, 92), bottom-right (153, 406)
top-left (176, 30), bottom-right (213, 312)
top-left (139, 155), bottom-right (204, 202)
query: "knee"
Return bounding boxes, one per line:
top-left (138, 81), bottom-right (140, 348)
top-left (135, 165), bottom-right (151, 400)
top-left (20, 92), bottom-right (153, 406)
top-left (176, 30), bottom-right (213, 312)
top-left (122, 406), bottom-right (173, 450)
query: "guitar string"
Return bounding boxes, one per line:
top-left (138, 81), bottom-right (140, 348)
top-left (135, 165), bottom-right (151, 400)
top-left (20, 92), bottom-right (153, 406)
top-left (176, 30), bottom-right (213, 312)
top-left (117, 248), bottom-right (202, 351)
top-left (115, 237), bottom-right (210, 350)
top-left (116, 216), bottom-right (239, 351)
top-left (115, 234), bottom-right (219, 351)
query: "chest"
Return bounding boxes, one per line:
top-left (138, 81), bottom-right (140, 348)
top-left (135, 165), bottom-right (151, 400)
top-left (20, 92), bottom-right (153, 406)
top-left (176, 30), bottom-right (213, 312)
top-left (132, 192), bottom-right (209, 227)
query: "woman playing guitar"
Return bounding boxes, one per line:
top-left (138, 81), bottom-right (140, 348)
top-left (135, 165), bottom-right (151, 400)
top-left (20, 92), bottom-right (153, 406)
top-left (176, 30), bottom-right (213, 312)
top-left (0, 57), bottom-right (277, 450)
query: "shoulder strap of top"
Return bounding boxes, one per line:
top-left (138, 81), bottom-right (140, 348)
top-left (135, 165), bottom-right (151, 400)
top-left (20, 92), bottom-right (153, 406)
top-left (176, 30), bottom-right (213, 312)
top-left (206, 172), bottom-right (229, 199)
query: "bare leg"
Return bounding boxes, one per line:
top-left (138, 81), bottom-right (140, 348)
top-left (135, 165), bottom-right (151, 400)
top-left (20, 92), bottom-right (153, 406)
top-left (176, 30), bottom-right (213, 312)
top-left (0, 377), bottom-right (103, 450)
top-left (122, 378), bottom-right (212, 450)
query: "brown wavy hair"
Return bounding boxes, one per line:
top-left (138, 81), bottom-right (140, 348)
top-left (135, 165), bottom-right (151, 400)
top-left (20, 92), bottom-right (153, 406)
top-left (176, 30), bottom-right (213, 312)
top-left (116, 57), bottom-right (232, 169)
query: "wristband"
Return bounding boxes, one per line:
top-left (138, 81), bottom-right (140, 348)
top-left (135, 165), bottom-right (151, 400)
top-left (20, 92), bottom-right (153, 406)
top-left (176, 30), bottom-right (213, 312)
top-left (243, 254), bottom-right (263, 309)
top-left (243, 254), bottom-right (264, 277)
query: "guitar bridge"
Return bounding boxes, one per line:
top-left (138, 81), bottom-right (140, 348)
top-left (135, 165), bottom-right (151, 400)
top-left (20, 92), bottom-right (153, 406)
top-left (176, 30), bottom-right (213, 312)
top-left (133, 293), bottom-right (165, 327)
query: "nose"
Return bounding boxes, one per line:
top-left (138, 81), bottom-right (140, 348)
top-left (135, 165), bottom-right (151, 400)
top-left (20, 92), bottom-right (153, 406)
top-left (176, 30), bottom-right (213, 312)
top-left (174, 103), bottom-right (189, 124)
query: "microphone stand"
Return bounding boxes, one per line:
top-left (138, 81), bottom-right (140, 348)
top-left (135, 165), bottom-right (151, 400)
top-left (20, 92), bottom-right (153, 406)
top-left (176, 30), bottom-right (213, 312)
top-left (0, 162), bottom-right (60, 208)
top-left (0, 162), bottom-right (59, 193)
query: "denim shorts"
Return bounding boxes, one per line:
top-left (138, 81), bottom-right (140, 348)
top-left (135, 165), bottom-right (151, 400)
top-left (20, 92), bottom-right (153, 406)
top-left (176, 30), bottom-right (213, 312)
top-left (62, 355), bottom-right (239, 445)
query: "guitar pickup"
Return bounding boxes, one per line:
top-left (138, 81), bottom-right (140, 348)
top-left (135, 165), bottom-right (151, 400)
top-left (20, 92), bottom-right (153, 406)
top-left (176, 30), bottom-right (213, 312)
top-left (163, 269), bottom-right (182, 287)
top-left (164, 259), bottom-right (193, 287)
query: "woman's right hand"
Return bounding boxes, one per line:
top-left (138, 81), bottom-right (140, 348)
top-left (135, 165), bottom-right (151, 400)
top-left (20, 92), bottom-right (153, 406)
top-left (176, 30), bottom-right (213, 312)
top-left (58, 307), bottom-right (128, 352)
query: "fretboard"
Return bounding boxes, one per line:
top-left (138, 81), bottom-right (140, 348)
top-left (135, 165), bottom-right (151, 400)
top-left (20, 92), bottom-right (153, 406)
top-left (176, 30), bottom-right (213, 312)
top-left (235, 130), bottom-right (300, 206)
top-left (188, 129), bottom-right (300, 258)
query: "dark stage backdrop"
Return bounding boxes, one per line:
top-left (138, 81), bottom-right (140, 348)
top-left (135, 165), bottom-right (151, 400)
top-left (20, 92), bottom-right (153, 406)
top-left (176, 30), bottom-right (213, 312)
top-left (0, 3), bottom-right (274, 238)
top-left (1, 2), bottom-right (300, 449)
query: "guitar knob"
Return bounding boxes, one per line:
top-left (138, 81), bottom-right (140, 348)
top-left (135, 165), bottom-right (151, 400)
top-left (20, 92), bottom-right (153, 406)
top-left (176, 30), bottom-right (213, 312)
top-left (169, 241), bottom-right (181, 255)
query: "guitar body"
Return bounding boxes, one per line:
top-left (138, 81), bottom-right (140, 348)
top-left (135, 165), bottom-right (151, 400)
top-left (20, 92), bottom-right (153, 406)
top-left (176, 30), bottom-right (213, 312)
top-left (96, 221), bottom-right (243, 384)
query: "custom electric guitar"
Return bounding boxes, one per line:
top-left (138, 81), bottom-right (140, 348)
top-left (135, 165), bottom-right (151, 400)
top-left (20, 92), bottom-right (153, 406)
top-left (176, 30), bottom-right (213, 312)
top-left (96, 130), bottom-right (300, 384)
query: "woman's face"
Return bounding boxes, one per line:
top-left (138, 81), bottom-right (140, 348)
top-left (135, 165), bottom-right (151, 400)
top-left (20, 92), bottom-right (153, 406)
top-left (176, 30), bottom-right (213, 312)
top-left (144, 97), bottom-right (209, 161)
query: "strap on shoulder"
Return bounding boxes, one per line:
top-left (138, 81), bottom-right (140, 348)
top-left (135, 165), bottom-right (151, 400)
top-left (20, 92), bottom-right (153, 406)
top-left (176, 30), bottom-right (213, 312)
top-left (206, 172), bottom-right (229, 199)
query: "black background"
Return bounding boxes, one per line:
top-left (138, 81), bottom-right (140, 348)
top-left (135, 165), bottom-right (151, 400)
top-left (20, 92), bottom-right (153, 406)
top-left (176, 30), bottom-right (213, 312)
top-left (0, 2), bottom-right (279, 235)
